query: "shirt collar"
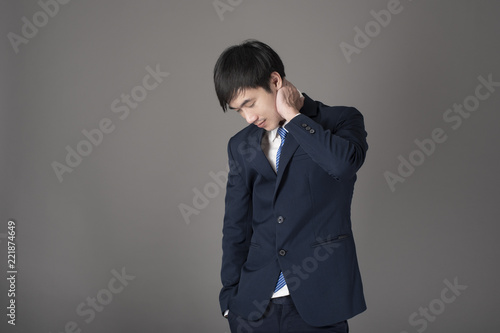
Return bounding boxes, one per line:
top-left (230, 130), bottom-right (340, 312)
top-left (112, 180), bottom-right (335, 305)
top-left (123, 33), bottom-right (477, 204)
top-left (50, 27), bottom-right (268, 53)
top-left (267, 127), bottom-right (279, 143)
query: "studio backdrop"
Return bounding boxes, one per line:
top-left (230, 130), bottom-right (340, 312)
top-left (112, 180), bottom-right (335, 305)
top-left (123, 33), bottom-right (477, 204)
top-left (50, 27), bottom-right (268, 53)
top-left (1, 0), bottom-right (499, 332)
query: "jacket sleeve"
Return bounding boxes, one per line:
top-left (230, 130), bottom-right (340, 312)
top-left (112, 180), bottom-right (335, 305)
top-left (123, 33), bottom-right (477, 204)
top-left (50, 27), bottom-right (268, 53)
top-left (284, 107), bottom-right (368, 181)
top-left (219, 140), bottom-right (253, 314)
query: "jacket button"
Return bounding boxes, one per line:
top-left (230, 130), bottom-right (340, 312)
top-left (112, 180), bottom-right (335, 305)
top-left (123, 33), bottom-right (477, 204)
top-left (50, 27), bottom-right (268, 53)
top-left (277, 216), bottom-right (284, 223)
top-left (279, 249), bottom-right (287, 256)
top-left (301, 123), bottom-right (308, 127)
top-left (309, 129), bottom-right (315, 134)
top-left (305, 126), bottom-right (311, 131)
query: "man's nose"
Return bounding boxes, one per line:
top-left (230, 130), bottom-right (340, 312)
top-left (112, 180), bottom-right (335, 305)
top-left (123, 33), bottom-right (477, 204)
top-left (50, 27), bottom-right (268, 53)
top-left (242, 110), bottom-right (258, 124)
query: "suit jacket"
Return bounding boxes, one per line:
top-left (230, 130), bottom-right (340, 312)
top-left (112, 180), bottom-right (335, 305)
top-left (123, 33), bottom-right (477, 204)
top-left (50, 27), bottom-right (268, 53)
top-left (220, 93), bottom-right (368, 326)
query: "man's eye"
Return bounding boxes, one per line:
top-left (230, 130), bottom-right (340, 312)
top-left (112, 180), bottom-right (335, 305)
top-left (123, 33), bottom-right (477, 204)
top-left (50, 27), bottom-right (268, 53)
top-left (248, 103), bottom-right (255, 108)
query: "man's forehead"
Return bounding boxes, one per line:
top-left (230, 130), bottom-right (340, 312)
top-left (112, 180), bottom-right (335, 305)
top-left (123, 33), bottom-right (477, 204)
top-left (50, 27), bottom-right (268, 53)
top-left (228, 88), bottom-right (258, 109)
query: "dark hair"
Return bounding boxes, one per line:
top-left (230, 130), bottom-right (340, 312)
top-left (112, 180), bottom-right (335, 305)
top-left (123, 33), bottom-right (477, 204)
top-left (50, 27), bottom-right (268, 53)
top-left (213, 39), bottom-right (286, 112)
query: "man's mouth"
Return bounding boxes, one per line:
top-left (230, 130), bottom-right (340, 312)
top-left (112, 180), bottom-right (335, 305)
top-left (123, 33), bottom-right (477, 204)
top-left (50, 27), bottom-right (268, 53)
top-left (256, 120), bottom-right (266, 128)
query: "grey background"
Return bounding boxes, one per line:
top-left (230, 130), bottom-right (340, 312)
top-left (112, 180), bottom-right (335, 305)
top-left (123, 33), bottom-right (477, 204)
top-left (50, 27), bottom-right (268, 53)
top-left (1, 0), bottom-right (499, 332)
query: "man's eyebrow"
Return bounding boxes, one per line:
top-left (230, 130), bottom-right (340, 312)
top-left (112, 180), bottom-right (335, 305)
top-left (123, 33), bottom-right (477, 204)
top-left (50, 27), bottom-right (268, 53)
top-left (228, 98), bottom-right (253, 111)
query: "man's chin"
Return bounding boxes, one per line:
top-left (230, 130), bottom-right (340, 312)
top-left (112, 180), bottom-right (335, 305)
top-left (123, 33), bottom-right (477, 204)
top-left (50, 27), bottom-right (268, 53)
top-left (263, 123), bottom-right (276, 131)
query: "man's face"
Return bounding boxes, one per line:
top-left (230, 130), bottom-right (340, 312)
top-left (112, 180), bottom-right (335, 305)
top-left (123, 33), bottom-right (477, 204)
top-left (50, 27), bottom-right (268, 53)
top-left (228, 77), bottom-right (285, 131)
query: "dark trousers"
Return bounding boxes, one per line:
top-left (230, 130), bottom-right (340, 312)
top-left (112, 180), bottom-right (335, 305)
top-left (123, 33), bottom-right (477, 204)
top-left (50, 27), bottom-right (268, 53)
top-left (227, 296), bottom-right (349, 333)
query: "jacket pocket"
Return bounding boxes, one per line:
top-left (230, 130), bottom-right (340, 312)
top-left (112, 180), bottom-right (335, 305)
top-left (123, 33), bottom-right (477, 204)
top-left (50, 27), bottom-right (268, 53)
top-left (244, 243), bottom-right (271, 270)
top-left (311, 234), bottom-right (351, 247)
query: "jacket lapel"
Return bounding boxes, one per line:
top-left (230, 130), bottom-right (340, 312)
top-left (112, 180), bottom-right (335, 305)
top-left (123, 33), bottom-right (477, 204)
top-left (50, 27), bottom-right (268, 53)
top-left (274, 134), bottom-right (299, 186)
top-left (247, 128), bottom-right (277, 181)
top-left (274, 93), bottom-right (318, 193)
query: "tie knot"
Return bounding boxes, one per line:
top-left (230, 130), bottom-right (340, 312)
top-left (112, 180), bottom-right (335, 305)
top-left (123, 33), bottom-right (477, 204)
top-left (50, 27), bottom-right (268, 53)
top-left (277, 127), bottom-right (287, 140)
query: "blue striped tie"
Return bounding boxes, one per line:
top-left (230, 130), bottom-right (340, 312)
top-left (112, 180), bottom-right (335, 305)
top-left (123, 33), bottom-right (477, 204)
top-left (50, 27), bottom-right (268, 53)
top-left (275, 127), bottom-right (287, 172)
top-left (275, 127), bottom-right (287, 293)
top-left (274, 271), bottom-right (286, 293)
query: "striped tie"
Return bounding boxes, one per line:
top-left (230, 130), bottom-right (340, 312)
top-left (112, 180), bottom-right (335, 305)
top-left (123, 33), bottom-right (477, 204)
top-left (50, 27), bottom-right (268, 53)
top-left (274, 127), bottom-right (287, 293)
top-left (275, 127), bottom-right (287, 172)
top-left (274, 271), bottom-right (286, 293)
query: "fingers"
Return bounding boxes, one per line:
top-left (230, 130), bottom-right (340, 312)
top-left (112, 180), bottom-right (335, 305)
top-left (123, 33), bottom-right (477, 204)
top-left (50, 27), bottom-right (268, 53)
top-left (284, 79), bottom-right (295, 90)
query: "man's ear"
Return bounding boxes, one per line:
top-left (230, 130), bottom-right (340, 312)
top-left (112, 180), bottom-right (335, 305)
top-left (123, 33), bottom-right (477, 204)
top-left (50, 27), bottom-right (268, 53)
top-left (269, 72), bottom-right (283, 91)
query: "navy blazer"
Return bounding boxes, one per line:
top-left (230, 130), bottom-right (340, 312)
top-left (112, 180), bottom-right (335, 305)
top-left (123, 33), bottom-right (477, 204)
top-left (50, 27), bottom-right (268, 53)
top-left (220, 93), bottom-right (368, 326)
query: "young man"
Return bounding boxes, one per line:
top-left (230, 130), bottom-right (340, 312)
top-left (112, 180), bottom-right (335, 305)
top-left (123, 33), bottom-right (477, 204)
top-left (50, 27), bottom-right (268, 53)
top-left (214, 40), bottom-right (368, 332)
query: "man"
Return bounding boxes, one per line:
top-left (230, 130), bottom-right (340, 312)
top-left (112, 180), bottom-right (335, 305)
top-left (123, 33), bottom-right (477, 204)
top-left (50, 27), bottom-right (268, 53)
top-left (214, 40), bottom-right (368, 332)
